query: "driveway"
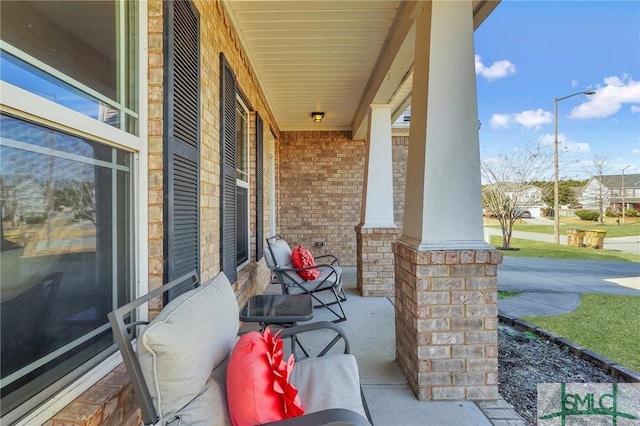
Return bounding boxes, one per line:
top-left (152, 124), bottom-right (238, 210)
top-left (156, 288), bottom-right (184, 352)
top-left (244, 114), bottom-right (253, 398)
top-left (497, 257), bottom-right (640, 317)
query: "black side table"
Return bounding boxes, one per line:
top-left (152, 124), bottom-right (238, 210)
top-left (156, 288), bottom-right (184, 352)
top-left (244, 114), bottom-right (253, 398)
top-left (240, 294), bottom-right (313, 358)
top-left (240, 294), bottom-right (313, 325)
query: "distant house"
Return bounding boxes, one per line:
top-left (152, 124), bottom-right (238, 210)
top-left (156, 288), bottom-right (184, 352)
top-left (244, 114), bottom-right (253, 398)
top-left (483, 182), bottom-right (544, 217)
top-left (580, 173), bottom-right (640, 213)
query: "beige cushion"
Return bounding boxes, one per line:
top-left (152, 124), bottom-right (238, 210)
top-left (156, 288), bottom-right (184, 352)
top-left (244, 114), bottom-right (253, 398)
top-left (291, 354), bottom-right (367, 419)
top-left (137, 272), bottom-right (238, 422)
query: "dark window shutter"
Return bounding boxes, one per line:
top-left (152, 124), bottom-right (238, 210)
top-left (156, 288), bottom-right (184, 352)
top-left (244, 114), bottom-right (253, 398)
top-left (163, 0), bottom-right (200, 302)
top-left (255, 114), bottom-right (264, 261)
top-left (220, 54), bottom-right (237, 284)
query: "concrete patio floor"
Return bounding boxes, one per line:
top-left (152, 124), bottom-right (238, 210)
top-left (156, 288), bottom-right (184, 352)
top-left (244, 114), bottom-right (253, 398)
top-left (241, 267), bottom-right (525, 426)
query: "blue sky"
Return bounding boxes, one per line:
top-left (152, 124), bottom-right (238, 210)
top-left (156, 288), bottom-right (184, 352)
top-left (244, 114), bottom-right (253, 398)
top-left (474, 0), bottom-right (640, 180)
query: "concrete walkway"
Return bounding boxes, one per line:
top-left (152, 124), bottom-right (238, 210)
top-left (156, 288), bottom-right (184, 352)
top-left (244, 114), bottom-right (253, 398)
top-left (248, 268), bottom-right (523, 425)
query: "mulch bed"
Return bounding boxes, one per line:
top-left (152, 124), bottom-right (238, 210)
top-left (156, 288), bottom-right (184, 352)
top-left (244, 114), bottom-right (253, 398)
top-left (498, 325), bottom-right (622, 425)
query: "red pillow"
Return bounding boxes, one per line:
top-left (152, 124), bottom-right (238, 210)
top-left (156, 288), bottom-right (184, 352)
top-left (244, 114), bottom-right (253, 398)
top-left (291, 245), bottom-right (320, 281)
top-left (227, 328), bottom-right (304, 426)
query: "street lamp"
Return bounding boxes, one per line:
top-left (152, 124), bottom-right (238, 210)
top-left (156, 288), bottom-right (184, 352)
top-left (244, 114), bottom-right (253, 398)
top-left (553, 90), bottom-right (596, 244)
top-left (622, 165), bottom-right (631, 225)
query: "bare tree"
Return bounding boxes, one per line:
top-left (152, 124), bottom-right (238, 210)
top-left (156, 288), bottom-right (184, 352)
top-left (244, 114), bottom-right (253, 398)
top-left (582, 155), bottom-right (609, 225)
top-left (481, 145), bottom-right (552, 249)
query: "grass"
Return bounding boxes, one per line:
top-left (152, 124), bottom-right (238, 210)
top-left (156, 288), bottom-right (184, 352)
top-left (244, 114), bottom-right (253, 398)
top-left (498, 290), bottom-right (522, 300)
top-left (489, 236), bottom-right (640, 262)
top-left (524, 294), bottom-right (640, 372)
top-left (484, 216), bottom-right (640, 238)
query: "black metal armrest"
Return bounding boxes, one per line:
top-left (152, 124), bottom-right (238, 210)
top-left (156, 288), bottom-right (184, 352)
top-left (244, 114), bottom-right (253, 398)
top-left (278, 320), bottom-right (350, 356)
top-left (314, 254), bottom-right (340, 266)
top-left (264, 408), bottom-right (370, 426)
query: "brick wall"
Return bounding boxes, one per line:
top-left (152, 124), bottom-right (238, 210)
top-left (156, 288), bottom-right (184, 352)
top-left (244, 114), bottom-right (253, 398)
top-left (278, 131), bottom-right (365, 266)
top-left (392, 135), bottom-right (409, 227)
top-left (44, 365), bottom-right (140, 426)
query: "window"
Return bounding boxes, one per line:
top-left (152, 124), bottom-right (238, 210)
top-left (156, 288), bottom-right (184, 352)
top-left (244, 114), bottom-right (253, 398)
top-left (0, 1), bottom-right (140, 421)
top-left (236, 98), bottom-right (249, 266)
top-left (0, 1), bottom-right (139, 135)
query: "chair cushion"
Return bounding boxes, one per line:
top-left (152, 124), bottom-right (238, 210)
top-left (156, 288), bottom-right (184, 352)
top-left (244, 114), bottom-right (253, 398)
top-left (226, 328), bottom-right (304, 426)
top-left (291, 246), bottom-right (320, 280)
top-left (267, 238), bottom-right (293, 268)
top-left (137, 272), bottom-right (239, 419)
top-left (287, 265), bottom-right (342, 294)
top-left (291, 354), bottom-right (367, 419)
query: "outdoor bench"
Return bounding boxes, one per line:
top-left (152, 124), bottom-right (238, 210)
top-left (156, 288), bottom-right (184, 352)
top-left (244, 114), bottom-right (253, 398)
top-left (108, 271), bottom-right (372, 425)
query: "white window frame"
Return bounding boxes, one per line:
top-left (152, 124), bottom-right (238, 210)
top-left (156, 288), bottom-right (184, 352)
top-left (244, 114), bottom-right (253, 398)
top-left (236, 96), bottom-right (250, 270)
top-left (0, 4), bottom-right (148, 424)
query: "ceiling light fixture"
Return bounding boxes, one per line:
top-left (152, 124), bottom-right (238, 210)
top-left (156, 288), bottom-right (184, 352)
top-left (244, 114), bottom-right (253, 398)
top-left (311, 112), bottom-right (324, 123)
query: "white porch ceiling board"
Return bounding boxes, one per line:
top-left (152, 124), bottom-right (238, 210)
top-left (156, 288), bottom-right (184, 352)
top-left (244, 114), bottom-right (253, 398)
top-left (225, 0), bottom-right (500, 133)
top-left (224, 0), bottom-right (402, 132)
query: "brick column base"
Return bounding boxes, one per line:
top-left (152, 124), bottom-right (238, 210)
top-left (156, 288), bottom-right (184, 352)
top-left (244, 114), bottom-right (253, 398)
top-left (355, 224), bottom-right (400, 297)
top-left (392, 240), bottom-right (502, 400)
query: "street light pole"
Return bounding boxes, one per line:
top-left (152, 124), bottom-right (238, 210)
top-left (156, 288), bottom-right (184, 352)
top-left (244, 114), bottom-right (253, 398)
top-left (553, 90), bottom-right (596, 244)
top-left (622, 165), bottom-right (631, 225)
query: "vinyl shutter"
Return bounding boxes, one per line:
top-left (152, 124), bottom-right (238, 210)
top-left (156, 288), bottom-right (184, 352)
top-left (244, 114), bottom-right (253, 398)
top-left (163, 0), bottom-right (200, 301)
top-left (255, 114), bottom-right (264, 261)
top-left (220, 54), bottom-right (237, 284)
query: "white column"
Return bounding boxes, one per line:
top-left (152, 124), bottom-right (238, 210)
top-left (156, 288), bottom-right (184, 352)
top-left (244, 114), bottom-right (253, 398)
top-left (401, 0), bottom-right (490, 250)
top-left (360, 104), bottom-right (396, 228)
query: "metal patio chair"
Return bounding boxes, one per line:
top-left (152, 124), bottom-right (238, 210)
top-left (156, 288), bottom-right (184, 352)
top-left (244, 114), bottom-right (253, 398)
top-left (265, 235), bottom-right (347, 323)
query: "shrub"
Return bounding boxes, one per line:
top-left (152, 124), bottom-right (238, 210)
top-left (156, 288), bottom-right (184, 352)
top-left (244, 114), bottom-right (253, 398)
top-left (626, 208), bottom-right (639, 217)
top-left (575, 209), bottom-right (600, 221)
top-left (605, 208), bottom-right (620, 217)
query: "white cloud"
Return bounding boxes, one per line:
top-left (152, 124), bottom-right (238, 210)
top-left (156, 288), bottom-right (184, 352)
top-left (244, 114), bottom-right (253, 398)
top-left (632, 148), bottom-right (640, 155)
top-left (489, 113), bottom-right (512, 128)
top-left (491, 109), bottom-right (552, 130)
top-left (570, 74), bottom-right (640, 119)
top-left (513, 109), bottom-right (553, 129)
top-left (538, 133), bottom-right (555, 146)
top-left (571, 79), bottom-right (579, 88)
top-left (475, 55), bottom-right (516, 81)
top-left (631, 105), bottom-right (640, 113)
top-left (538, 133), bottom-right (591, 154)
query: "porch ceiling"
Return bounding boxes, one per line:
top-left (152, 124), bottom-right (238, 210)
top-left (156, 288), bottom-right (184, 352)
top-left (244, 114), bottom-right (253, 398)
top-left (224, 0), bottom-right (500, 136)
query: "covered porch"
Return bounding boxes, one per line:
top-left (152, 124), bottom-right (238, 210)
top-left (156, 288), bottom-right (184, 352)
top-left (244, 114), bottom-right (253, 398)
top-left (236, 0), bottom-right (503, 402)
top-left (1, 0), bottom-right (507, 423)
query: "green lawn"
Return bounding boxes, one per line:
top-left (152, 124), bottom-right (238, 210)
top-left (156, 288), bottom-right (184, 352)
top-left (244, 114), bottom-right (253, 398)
top-left (489, 236), bottom-right (640, 263)
top-left (524, 294), bottom-right (640, 372)
top-left (484, 217), bottom-right (640, 238)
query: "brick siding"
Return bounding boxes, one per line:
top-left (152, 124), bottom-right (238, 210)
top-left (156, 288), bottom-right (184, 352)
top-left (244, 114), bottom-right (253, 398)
top-left (393, 135), bottom-right (409, 228)
top-left (277, 131), bottom-right (365, 266)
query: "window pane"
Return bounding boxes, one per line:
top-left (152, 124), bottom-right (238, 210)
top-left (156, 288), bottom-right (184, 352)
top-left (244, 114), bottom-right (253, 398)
top-left (236, 101), bottom-right (248, 182)
top-left (236, 186), bottom-right (248, 265)
top-left (0, 0), bottom-right (139, 135)
top-left (0, 114), bottom-right (132, 415)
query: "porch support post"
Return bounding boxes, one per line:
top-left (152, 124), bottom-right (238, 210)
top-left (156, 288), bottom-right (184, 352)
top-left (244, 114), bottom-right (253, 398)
top-left (356, 104), bottom-right (399, 297)
top-left (393, 1), bottom-right (501, 400)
